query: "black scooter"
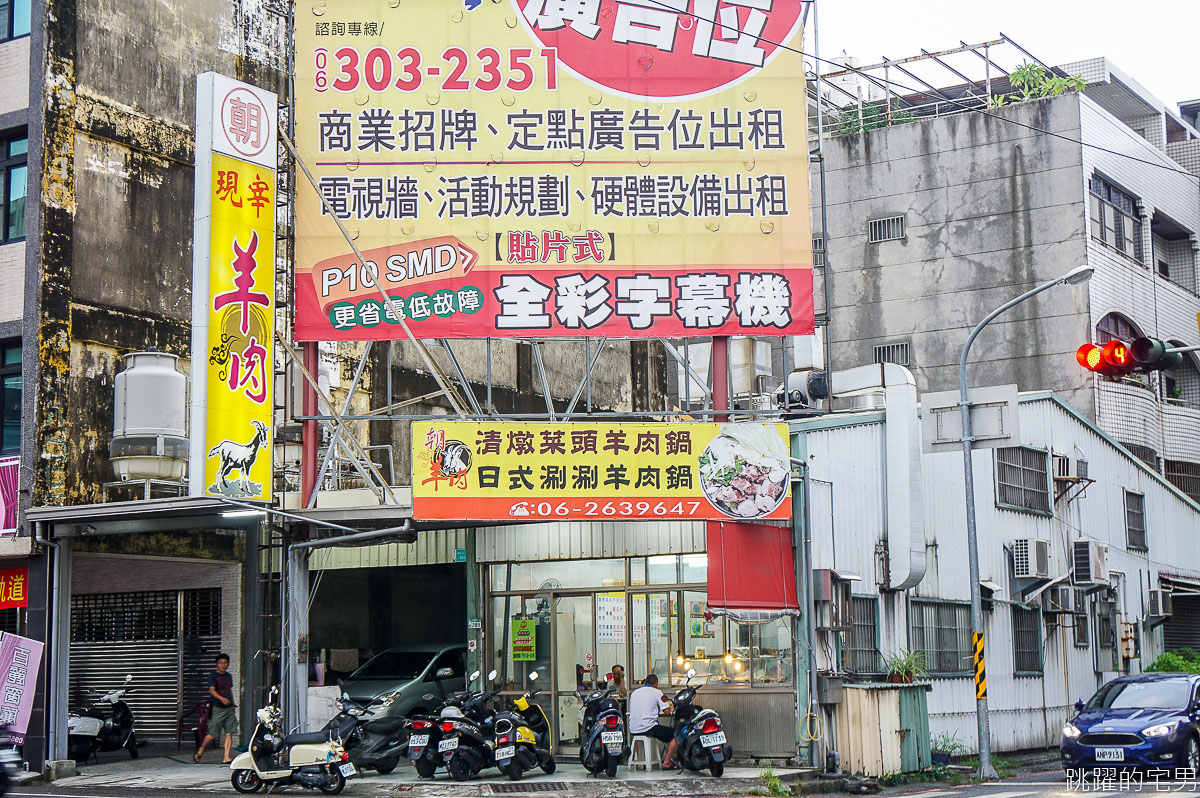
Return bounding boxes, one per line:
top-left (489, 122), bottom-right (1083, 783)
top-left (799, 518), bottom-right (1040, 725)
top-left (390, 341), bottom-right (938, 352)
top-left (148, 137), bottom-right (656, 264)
top-left (406, 705), bottom-right (444, 779)
top-left (578, 685), bottom-right (627, 778)
top-left (323, 690), bottom-right (409, 775)
top-left (66, 674), bottom-right (138, 762)
top-left (493, 670), bottom-right (555, 780)
top-left (438, 669), bottom-right (498, 782)
top-left (671, 668), bottom-right (732, 777)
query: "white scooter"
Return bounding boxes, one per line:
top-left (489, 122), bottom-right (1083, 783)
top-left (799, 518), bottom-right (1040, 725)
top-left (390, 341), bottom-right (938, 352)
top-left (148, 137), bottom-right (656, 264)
top-left (66, 674), bottom-right (138, 763)
top-left (229, 687), bottom-right (355, 794)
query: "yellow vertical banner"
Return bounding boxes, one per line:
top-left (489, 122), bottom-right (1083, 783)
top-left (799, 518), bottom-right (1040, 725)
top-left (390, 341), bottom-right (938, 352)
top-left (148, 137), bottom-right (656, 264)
top-left (203, 153), bottom-right (275, 500)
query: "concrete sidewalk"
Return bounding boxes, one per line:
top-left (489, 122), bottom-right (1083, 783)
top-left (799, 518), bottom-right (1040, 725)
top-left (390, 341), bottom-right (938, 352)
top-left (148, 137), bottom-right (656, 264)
top-left (52, 742), bottom-right (810, 795)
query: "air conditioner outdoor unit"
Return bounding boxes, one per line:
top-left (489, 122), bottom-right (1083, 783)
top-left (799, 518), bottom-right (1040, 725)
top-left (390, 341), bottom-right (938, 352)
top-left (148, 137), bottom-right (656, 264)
top-left (1072, 540), bottom-right (1110, 586)
top-left (1042, 586), bottom-right (1074, 614)
top-left (1053, 455), bottom-right (1089, 481)
top-left (1013, 538), bottom-right (1051, 579)
top-left (1147, 589), bottom-right (1174, 618)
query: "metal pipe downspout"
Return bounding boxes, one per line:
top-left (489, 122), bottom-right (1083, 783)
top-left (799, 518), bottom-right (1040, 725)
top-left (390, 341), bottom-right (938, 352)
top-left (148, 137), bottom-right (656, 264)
top-left (34, 521), bottom-right (65, 763)
top-left (812, 0), bottom-right (833, 400)
top-left (802, 466), bottom-right (820, 768)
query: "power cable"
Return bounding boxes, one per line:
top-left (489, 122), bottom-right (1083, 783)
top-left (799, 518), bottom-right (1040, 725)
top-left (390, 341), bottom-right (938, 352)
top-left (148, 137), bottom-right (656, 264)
top-left (642, 0), bottom-right (1200, 181)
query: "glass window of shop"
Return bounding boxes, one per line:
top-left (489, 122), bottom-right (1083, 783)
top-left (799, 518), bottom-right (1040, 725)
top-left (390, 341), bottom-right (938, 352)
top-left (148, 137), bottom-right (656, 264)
top-left (487, 554), bottom-right (795, 745)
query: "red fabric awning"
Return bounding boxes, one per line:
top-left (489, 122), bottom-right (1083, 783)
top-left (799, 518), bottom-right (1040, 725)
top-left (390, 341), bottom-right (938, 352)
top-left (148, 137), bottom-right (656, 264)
top-left (706, 521), bottom-right (799, 619)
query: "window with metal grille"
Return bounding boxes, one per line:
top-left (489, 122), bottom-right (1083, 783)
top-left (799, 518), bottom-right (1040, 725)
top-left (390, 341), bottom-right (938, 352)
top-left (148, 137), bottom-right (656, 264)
top-left (1012, 605), bottom-right (1042, 674)
top-left (842, 596), bottom-right (880, 674)
top-left (184, 588), bottom-right (222, 637)
top-left (0, 608), bottom-right (17, 635)
top-left (1095, 598), bottom-right (1116, 669)
top-left (1165, 460), bottom-right (1200, 504)
top-left (71, 591), bottom-right (178, 643)
top-left (1096, 312), bottom-right (1141, 345)
top-left (995, 446), bottom-right (1051, 514)
top-left (1089, 176), bottom-right (1143, 262)
top-left (1120, 442), bottom-right (1159, 471)
top-left (1124, 491), bottom-right (1146, 551)
top-left (867, 215), bottom-right (904, 243)
top-left (909, 599), bottom-right (972, 675)
top-left (812, 236), bottom-right (825, 267)
top-left (1073, 591), bottom-right (1090, 648)
top-left (873, 342), bottom-right (910, 366)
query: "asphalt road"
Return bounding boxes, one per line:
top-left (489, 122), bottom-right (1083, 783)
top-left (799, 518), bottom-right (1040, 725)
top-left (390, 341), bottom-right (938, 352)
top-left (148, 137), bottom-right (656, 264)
top-left (8, 764), bottom-right (1200, 798)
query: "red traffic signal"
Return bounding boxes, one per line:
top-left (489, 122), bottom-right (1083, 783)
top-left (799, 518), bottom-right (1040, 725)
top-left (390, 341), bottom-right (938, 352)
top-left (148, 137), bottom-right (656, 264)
top-left (1076, 341), bottom-right (1133, 376)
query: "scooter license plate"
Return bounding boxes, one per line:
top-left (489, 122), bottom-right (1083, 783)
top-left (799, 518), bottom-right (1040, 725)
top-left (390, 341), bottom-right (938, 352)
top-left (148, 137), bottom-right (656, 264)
top-left (438, 738), bottom-right (458, 752)
top-left (408, 734), bottom-right (429, 749)
top-left (700, 731), bottom-right (727, 747)
top-left (495, 745), bottom-right (515, 760)
top-left (338, 763), bottom-right (356, 777)
top-left (601, 731), bottom-right (624, 745)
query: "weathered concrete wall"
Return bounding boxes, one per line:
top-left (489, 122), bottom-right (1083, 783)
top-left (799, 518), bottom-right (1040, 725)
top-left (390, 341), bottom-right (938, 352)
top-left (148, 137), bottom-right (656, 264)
top-left (34, 0), bottom-right (286, 505)
top-left (814, 95), bottom-right (1093, 415)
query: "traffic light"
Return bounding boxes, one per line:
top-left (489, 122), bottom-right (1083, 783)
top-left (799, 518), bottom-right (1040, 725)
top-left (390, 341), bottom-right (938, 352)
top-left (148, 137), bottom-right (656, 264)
top-left (1077, 337), bottom-right (1181, 377)
top-left (1130, 337), bottom-right (1183, 372)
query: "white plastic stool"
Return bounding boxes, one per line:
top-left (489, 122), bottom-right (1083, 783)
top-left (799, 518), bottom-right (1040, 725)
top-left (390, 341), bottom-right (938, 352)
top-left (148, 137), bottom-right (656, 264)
top-left (629, 735), bottom-right (657, 770)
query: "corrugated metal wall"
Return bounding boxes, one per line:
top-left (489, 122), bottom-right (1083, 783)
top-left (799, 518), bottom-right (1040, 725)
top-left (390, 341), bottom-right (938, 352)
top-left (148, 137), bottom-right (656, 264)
top-left (475, 520), bottom-right (706, 562)
top-left (309, 522), bottom-right (703, 570)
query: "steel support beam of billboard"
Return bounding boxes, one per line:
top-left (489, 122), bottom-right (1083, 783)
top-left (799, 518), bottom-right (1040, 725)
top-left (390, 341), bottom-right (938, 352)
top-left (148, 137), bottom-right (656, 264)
top-left (281, 133), bottom-right (469, 418)
top-left (308, 341), bottom-right (375, 507)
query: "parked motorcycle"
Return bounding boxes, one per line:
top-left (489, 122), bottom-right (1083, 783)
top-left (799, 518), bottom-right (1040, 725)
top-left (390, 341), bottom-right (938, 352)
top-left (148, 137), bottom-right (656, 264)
top-left (229, 687), bottom-right (356, 794)
top-left (66, 674), bottom-right (138, 763)
top-left (322, 690), bottom-right (407, 774)
top-left (406, 705), bottom-right (445, 780)
top-left (671, 668), bottom-right (732, 777)
top-left (578, 685), bottom-right (627, 778)
top-left (493, 670), bottom-right (555, 780)
top-left (438, 669), bottom-right (499, 782)
top-left (0, 725), bottom-right (23, 795)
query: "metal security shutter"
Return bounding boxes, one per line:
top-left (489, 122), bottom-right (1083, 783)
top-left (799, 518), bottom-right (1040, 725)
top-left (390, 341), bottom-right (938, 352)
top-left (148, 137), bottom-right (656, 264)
top-left (1164, 595), bottom-right (1200, 651)
top-left (182, 589), bottom-right (223, 715)
top-left (69, 640), bottom-right (180, 740)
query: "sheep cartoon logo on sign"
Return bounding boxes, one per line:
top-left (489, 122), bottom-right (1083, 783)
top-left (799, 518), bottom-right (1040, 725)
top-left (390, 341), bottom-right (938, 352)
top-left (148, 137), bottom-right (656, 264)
top-left (206, 419), bottom-right (269, 497)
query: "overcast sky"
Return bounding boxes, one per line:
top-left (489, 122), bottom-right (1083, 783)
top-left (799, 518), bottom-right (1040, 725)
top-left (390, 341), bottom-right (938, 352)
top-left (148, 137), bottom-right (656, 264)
top-left (815, 0), bottom-right (1199, 109)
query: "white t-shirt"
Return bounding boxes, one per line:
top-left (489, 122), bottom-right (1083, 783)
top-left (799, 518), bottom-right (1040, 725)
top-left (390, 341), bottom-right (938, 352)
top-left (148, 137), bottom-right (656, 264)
top-left (628, 684), bottom-right (668, 733)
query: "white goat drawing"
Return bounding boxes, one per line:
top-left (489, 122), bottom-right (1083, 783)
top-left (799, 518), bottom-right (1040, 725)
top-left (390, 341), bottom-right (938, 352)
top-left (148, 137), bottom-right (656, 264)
top-left (207, 419), bottom-right (269, 491)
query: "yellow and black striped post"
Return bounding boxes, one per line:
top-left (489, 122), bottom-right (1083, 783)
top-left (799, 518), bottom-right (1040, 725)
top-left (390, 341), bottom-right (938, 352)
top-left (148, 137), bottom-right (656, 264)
top-left (973, 632), bottom-right (987, 699)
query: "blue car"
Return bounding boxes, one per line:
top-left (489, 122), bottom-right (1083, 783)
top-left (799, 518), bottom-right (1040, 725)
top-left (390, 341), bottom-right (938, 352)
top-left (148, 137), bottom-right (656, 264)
top-left (1061, 674), bottom-right (1200, 772)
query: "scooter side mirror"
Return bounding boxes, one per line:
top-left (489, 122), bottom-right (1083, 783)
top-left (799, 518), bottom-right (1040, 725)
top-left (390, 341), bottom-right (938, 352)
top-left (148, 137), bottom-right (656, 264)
top-left (469, 670), bottom-right (481, 683)
top-left (686, 668), bottom-right (696, 679)
top-left (487, 669), bottom-right (498, 682)
top-left (529, 671), bottom-right (539, 682)
top-left (124, 674), bottom-right (133, 682)
top-left (269, 685), bottom-right (279, 699)
top-left (343, 692), bottom-right (350, 700)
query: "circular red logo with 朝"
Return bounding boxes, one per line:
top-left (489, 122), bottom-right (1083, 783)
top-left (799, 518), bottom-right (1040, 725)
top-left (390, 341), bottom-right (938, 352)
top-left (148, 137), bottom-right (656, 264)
top-left (219, 87), bottom-right (273, 159)
top-left (513, 0), bottom-right (803, 101)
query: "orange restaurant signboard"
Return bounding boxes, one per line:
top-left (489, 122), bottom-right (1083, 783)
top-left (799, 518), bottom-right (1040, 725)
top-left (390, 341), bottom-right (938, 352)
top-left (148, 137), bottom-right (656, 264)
top-left (412, 420), bottom-right (792, 522)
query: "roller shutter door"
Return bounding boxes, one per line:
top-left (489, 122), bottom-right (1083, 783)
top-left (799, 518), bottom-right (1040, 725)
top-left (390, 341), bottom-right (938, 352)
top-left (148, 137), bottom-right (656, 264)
top-left (1164, 595), bottom-right (1200, 651)
top-left (70, 588), bottom-right (223, 741)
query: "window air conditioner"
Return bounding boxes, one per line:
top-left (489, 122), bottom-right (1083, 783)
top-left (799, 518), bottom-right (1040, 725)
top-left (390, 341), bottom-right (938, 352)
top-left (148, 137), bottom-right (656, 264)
top-left (1053, 455), bottom-right (1089, 481)
top-left (1013, 539), bottom-right (1051, 579)
top-left (1147, 589), bottom-right (1173, 618)
top-left (1042, 586), bottom-right (1074, 614)
top-left (1072, 540), bottom-right (1109, 586)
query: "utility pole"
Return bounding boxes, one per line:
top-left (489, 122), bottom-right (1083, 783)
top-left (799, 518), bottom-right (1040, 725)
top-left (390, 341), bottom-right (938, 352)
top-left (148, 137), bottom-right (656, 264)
top-left (958, 264), bottom-right (1093, 779)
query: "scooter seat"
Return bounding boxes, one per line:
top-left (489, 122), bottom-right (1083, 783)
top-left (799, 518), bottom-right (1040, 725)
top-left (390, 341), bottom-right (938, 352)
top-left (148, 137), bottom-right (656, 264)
top-left (285, 730), bottom-right (333, 746)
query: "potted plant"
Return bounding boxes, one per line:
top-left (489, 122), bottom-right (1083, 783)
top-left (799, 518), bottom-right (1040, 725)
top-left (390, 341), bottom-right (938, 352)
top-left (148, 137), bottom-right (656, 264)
top-left (881, 649), bottom-right (926, 684)
top-left (930, 731), bottom-right (967, 765)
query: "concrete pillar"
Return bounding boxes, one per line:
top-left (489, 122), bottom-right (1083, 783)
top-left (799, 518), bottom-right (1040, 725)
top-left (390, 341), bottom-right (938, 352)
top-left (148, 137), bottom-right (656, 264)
top-left (283, 545), bottom-right (309, 732)
top-left (240, 521), bottom-right (262, 733)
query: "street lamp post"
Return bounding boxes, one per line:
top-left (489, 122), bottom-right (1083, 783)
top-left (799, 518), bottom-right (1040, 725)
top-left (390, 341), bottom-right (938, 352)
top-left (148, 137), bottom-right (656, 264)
top-left (958, 264), bottom-right (1094, 779)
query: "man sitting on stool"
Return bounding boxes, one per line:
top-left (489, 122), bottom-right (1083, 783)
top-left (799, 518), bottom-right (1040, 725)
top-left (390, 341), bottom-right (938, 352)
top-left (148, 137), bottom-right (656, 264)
top-left (628, 674), bottom-right (677, 769)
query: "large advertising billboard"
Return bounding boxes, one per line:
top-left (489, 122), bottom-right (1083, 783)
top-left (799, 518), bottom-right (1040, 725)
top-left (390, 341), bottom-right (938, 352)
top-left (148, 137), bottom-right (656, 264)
top-left (412, 420), bottom-right (793, 522)
top-left (295, 0), bottom-right (812, 341)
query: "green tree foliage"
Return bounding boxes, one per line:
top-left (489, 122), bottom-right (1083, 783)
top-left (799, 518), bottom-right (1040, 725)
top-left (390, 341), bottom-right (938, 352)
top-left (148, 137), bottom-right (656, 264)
top-left (837, 100), bottom-right (915, 136)
top-left (1146, 649), bottom-right (1200, 673)
top-left (990, 62), bottom-right (1086, 107)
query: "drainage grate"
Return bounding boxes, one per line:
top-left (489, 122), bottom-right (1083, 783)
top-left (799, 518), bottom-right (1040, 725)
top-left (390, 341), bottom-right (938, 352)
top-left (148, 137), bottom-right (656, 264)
top-left (488, 783), bottom-right (568, 794)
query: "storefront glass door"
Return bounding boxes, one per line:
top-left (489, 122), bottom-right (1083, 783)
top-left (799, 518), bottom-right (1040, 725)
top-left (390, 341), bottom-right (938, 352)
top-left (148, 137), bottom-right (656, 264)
top-left (630, 591), bottom-right (676, 686)
top-left (552, 594), bottom-right (594, 746)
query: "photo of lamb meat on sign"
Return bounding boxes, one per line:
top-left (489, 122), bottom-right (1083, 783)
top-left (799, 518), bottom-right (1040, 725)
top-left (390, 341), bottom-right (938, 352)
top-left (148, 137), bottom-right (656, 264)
top-left (698, 424), bottom-right (790, 519)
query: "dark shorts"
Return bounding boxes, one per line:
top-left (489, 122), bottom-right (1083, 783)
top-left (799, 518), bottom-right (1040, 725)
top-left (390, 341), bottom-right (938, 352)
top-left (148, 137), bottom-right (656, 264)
top-left (634, 724), bottom-right (673, 744)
